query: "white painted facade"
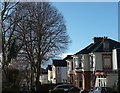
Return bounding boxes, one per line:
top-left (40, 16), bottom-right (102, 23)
top-left (112, 49), bottom-right (118, 70)
top-left (52, 66), bottom-right (56, 83)
top-left (61, 67), bottom-right (67, 82)
top-left (40, 74), bottom-right (48, 84)
top-left (67, 59), bottom-right (73, 71)
top-left (93, 53), bottom-right (103, 71)
top-left (66, 37), bottom-right (120, 90)
top-left (51, 66), bottom-right (67, 84)
top-left (48, 70), bottom-right (52, 83)
top-left (73, 51), bottom-right (117, 88)
top-left (92, 52), bottom-right (118, 88)
top-left (73, 50), bottom-right (119, 88)
top-left (82, 54), bottom-right (90, 71)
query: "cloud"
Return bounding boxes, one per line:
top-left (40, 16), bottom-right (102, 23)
top-left (58, 53), bottom-right (73, 59)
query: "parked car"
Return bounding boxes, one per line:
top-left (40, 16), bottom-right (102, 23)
top-left (90, 87), bottom-right (113, 93)
top-left (49, 84), bottom-right (81, 93)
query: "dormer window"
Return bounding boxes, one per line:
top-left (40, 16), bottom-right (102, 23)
top-left (103, 40), bottom-right (109, 51)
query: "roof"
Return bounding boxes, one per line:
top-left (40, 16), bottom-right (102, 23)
top-left (75, 37), bottom-right (120, 55)
top-left (75, 43), bottom-right (94, 55)
top-left (41, 68), bottom-right (48, 74)
top-left (52, 59), bottom-right (67, 67)
top-left (94, 39), bottom-right (120, 52)
top-left (75, 42), bottom-right (101, 55)
top-left (63, 55), bottom-right (73, 60)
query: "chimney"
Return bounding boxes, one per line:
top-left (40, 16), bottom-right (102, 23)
top-left (103, 36), bottom-right (108, 42)
top-left (93, 37), bottom-right (104, 43)
top-left (93, 37), bottom-right (108, 43)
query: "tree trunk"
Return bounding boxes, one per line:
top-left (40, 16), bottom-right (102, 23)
top-left (35, 61), bottom-right (41, 92)
top-left (36, 73), bottom-right (40, 91)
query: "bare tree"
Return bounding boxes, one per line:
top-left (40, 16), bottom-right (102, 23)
top-left (17, 2), bottom-right (70, 91)
top-left (1, 2), bottom-right (28, 84)
top-left (2, 2), bottom-right (70, 91)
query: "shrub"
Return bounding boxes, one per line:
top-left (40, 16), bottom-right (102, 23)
top-left (2, 88), bottom-right (20, 93)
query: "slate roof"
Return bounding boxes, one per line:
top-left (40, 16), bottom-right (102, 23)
top-left (64, 55), bottom-right (73, 60)
top-left (75, 37), bottom-right (120, 55)
top-left (53, 59), bottom-right (67, 67)
top-left (41, 68), bottom-right (48, 74)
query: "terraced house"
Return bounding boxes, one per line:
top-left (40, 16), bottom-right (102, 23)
top-left (64, 37), bottom-right (120, 91)
top-left (48, 59), bottom-right (67, 84)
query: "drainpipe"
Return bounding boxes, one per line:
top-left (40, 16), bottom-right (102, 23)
top-left (118, 68), bottom-right (120, 92)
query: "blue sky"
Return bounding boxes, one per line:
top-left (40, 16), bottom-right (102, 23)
top-left (52, 2), bottom-right (118, 57)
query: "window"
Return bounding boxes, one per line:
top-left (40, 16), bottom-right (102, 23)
top-left (103, 42), bottom-right (109, 51)
top-left (104, 58), bottom-right (111, 68)
top-left (74, 57), bottom-right (81, 68)
top-left (103, 55), bottom-right (112, 69)
top-left (69, 61), bottom-right (73, 71)
top-left (90, 55), bottom-right (93, 68)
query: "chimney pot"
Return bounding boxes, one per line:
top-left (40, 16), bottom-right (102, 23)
top-left (93, 37), bottom-right (104, 43)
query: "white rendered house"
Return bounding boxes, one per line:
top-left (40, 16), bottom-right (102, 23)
top-left (51, 59), bottom-right (67, 84)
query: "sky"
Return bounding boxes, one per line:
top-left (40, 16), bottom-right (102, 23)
top-left (2, 1), bottom-right (117, 67)
top-left (1, 0), bottom-right (119, 2)
top-left (51, 2), bottom-right (118, 58)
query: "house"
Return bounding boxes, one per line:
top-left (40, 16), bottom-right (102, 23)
top-left (65, 37), bottom-right (120, 91)
top-left (50, 59), bottom-right (67, 84)
top-left (40, 71), bottom-right (48, 84)
top-left (64, 55), bottom-right (75, 85)
top-left (64, 55), bottom-right (83, 87)
top-left (48, 65), bottom-right (52, 83)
